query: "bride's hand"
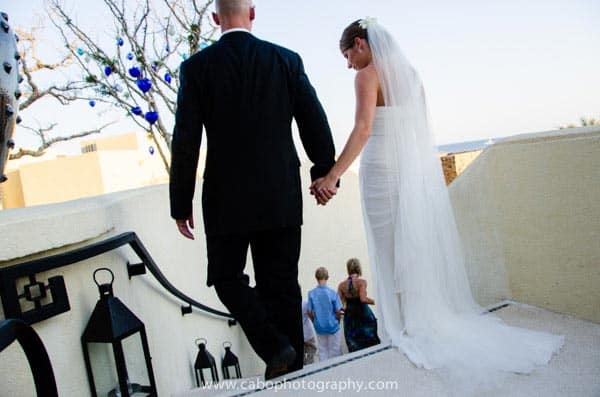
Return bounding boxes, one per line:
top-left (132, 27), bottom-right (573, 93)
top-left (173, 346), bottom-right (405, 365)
top-left (310, 175), bottom-right (338, 205)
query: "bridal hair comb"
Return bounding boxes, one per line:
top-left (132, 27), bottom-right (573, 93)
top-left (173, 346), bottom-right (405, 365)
top-left (359, 17), bottom-right (377, 29)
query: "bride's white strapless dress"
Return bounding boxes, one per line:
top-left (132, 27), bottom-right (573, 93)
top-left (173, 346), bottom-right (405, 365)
top-left (359, 106), bottom-right (564, 376)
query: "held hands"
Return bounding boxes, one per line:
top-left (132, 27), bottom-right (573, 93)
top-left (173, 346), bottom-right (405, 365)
top-left (310, 174), bottom-right (338, 206)
top-left (176, 213), bottom-right (195, 240)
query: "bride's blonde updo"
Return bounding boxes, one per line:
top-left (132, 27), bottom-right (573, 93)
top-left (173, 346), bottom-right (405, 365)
top-left (339, 19), bottom-right (368, 52)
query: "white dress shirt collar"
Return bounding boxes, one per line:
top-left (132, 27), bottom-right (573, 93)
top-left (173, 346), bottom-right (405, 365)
top-left (221, 28), bottom-right (252, 36)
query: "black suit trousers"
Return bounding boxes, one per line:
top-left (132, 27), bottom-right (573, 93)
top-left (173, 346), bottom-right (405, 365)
top-left (206, 226), bottom-right (303, 370)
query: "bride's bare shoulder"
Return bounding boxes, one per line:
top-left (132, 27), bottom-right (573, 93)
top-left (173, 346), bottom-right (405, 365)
top-left (356, 64), bottom-right (377, 79)
top-left (355, 64), bottom-right (379, 90)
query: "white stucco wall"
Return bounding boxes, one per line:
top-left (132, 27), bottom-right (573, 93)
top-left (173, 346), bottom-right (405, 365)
top-left (0, 185), bottom-right (257, 396)
top-left (450, 126), bottom-right (600, 322)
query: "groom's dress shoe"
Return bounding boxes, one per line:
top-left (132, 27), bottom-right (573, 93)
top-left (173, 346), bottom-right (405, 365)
top-left (264, 345), bottom-right (296, 381)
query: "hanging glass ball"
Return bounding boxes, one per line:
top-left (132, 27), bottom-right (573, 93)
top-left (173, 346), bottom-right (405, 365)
top-left (164, 73), bottom-right (172, 84)
top-left (84, 55), bottom-right (91, 63)
top-left (104, 66), bottom-right (112, 77)
top-left (128, 66), bottom-right (141, 78)
top-left (136, 78), bottom-right (152, 93)
top-left (200, 41), bottom-right (209, 50)
top-left (127, 53), bottom-right (134, 61)
top-left (181, 53), bottom-right (188, 60)
top-left (145, 111), bottom-right (158, 125)
top-left (117, 37), bottom-right (124, 46)
top-left (77, 48), bottom-right (85, 56)
top-left (113, 83), bottom-right (122, 92)
top-left (151, 64), bottom-right (158, 72)
top-left (168, 26), bottom-right (176, 36)
top-left (165, 45), bottom-right (170, 52)
top-left (89, 100), bottom-right (96, 107)
top-left (131, 106), bottom-right (142, 116)
top-left (149, 146), bottom-right (155, 155)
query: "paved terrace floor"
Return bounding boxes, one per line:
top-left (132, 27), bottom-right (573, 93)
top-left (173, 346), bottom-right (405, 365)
top-left (174, 303), bottom-right (600, 397)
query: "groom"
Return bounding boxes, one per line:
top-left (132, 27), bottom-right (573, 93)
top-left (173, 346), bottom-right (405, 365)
top-left (169, 0), bottom-right (337, 379)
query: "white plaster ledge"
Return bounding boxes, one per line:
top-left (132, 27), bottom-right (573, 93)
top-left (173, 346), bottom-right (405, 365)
top-left (0, 195), bottom-right (116, 261)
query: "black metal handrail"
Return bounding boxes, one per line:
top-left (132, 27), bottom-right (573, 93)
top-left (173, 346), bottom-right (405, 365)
top-left (0, 319), bottom-right (58, 397)
top-left (0, 232), bottom-right (235, 325)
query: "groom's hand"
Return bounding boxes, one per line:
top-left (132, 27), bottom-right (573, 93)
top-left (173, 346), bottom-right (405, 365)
top-left (310, 177), bottom-right (337, 205)
top-left (176, 213), bottom-right (195, 240)
top-left (310, 188), bottom-right (330, 205)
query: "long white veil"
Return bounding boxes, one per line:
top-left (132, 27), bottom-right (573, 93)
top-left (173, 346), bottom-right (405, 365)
top-left (360, 19), bottom-right (564, 378)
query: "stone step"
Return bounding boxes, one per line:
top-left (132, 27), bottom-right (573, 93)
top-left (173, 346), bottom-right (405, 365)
top-left (172, 344), bottom-right (391, 397)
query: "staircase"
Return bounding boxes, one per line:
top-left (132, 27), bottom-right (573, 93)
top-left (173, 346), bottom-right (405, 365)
top-left (174, 303), bottom-right (600, 397)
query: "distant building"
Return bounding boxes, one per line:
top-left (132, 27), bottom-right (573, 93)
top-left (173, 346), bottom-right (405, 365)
top-left (0, 131), bottom-right (174, 209)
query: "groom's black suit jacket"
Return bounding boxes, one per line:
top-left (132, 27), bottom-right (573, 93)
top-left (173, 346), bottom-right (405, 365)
top-left (169, 31), bottom-right (336, 235)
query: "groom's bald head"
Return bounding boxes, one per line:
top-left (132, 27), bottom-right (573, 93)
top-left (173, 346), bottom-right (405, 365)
top-left (215, 0), bottom-right (253, 16)
top-left (213, 0), bottom-right (255, 31)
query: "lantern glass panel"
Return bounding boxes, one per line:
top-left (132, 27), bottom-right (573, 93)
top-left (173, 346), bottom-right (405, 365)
top-left (196, 367), bottom-right (218, 386)
top-left (122, 333), bottom-right (151, 390)
top-left (87, 342), bottom-right (119, 396)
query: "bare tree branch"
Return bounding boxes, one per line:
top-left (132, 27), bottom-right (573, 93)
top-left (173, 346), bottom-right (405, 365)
top-left (9, 122), bottom-right (116, 160)
top-left (34, 0), bottom-right (220, 173)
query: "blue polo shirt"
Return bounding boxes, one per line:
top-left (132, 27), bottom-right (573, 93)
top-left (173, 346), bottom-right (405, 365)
top-left (307, 285), bottom-right (343, 334)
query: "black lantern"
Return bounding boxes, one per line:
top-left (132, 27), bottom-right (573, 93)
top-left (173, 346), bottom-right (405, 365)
top-left (81, 268), bottom-right (157, 397)
top-left (221, 342), bottom-right (242, 380)
top-left (194, 338), bottom-right (218, 386)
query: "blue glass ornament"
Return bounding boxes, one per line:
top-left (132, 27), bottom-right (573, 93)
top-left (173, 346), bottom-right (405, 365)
top-left (164, 73), bottom-right (172, 84)
top-left (113, 83), bottom-right (122, 92)
top-left (131, 106), bottom-right (142, 116)
top-left (145, 111), bottom-right (158, 125)
top-left (128, 66), bottom-right (141, 78)
top-left (165, 45), bottom-right (170, 52)
top-left (104, 66), bottom-right (112, 77)
top-left (200, 41), bottom-right (209, 50)
top-left (136, 78), bottom-right (152, 93)
top-left (117, 37), bottom-right (124, 46)
top-left (181, 53), bottom-right (188, 60)
top-left (89, 100), bottom-right (96, 107)
top-left (149, 146), bottom-right (155, 155)
top-left (126, 52), bottom-right (134, 61)
top-left (77, 47), bottom-right (84, 56)
top-left (151, 64), bottom-right (158, 72)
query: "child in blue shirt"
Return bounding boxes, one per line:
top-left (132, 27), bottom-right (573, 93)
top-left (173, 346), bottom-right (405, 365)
top-left (307, 267), bottom-right (344, 361)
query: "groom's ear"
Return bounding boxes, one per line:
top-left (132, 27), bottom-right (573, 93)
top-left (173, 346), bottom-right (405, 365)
top-left (212, 12), bottom-right (220, 26)
top-left (249, 6), bottom-right (255, 21)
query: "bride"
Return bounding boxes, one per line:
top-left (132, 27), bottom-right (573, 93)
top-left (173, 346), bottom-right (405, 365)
top-left (311, 18), bottom-right (563, 377)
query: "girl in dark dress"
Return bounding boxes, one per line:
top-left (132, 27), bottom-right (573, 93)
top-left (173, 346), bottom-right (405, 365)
top-left (338, 258), bottom-right (380, 352)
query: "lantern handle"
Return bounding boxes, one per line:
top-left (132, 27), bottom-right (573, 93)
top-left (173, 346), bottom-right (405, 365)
top-left (195, 338), bottom-right (207, 346)
top-left (223, 341), bottom-right (232, 349)
top-left (93, 268), bottom-right (115, 287)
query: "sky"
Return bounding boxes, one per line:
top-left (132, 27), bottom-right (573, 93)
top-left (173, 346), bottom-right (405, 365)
top-left (5, 0), bottom-right (600, 154)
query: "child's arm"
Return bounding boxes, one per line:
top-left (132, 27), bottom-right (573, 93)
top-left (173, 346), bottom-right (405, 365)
top-left (337, 283), bottom-right (346, 306)
top-left (307, 294), bottom-right (315, 321)
top-left (334, 293), bottom-right (344, 321)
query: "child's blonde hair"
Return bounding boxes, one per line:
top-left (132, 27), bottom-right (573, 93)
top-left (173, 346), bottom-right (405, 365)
top-left (315, 267), bottom-right (329, 281)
